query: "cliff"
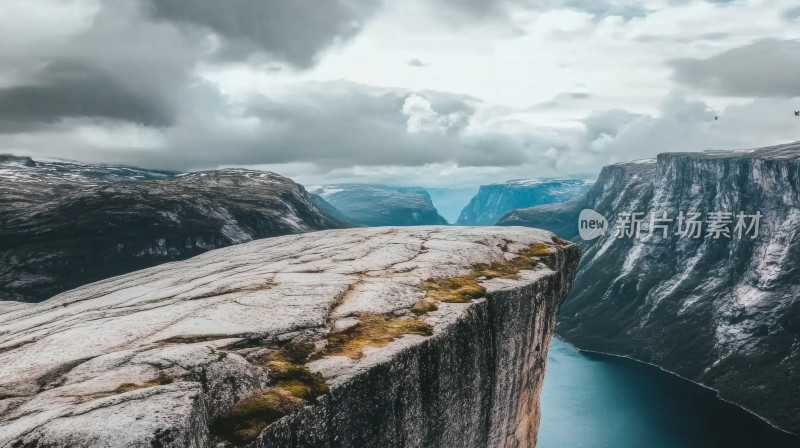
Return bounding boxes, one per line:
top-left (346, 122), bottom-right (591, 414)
top-left (0, 227), bottom-right (579, 448)
top-left (499, 142), bottom-right (800, 433)
top-left (456, 179), bottom-right (592, 226)
top-left (309, 185), bottom-right (448, 227)
top-left (0, 157), bottom-right (352, 303)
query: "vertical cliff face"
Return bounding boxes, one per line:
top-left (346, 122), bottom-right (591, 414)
top-left (0, 157), bottom-right (352, 303)
top-left (260, 247), bottom-right (578, 448)
top-left (457, 179), bottom-right (592, 226)
top-left (498, 142), bottom-right (800, 434)
top-left (0, 227), bottom-right (578, 448)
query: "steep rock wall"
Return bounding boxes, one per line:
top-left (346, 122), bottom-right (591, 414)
top-left (498, 142), bottom-right (800, 433)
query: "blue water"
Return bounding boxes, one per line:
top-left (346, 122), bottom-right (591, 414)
top-left (539, 338), bottom-right (800, 448)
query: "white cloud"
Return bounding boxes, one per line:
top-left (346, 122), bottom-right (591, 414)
top-left (401, 94), bottom-right (468, 134)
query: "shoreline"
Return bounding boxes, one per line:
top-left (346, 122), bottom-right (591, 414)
top-left (550, 335), bottom-right (799, 437)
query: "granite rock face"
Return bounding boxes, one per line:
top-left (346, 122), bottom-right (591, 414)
top-left (457, 179), bottom-right (592, 226)
top-left (309, 185), bottom-right (448, 227)
top-left (0, 157), bottom-right (351, 303)
top-left (499, 142), bottom-right (800, 433)
top-left (0, 227), bottom-right (578, 448)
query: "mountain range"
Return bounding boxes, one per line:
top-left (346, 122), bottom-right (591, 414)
top-left (457, 179), bottom-right (593, 226)
top-left (0, 156), bottom-right (351, 302)
top-left (308, 184), bottom-right (448, 227)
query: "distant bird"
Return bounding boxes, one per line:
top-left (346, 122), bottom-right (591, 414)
top-left (714, 116), bottom-right (719, 120)
top-left (795, 111), bottom-right (799, 116)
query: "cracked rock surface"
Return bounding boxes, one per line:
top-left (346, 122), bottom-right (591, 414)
top-left (0, 226), bottom-right (578, 448)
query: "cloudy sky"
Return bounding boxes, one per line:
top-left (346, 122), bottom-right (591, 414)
top-left (1, 0), bottom-right (799, 187)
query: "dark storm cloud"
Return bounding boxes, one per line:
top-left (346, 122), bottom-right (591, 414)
top-left (46, 81), bottom-right (531, 171)
top-left (670, 39), bottom-right (800, 98)
top-left (0, 62), bottom-right (174, 129)
top-left (143, 0), bottom-right (382, 68)
top-left (190, 83), bottom-right (522, 168)
top-left (0, 0), bottom-right (379, 133)
top-left (0, 0), bottom-right (207, 132)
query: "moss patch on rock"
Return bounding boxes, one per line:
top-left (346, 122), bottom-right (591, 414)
top-left (215, 342), bottom-right (330, 445)
top-left (411, 242), bottom-right (554, 314)
top-left (322, 314), bottom-right (433, 359)
top-left (411, 297), bottom-right (439, 315)
top-left (214, 388), bottom-right (305, 445)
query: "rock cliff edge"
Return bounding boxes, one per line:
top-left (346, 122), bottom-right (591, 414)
top-left (0, 227), bottom-right (578, 448)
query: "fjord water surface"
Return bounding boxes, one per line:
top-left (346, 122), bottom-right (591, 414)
top-left (539, 338), bottom-right (800, 448)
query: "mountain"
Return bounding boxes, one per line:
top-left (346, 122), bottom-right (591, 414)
top-left (0, 156), bottom-right (351, 303)
top-left (456, 179), bottom-right (593, 226)
top-left (498, 142), bottom-right (800, 434)
top-left (309, 193), bottom-right (362, 227)
top-left (0, 227), bottom-right (579, 447)
top-left (309, 184), bottom-right (448, 226)
top-left (426, 187), bottom-right (479, 224)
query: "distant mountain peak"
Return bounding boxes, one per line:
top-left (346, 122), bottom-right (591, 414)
top-left (456, 178), bottom-right (593, 226)
top-left (308, 184), bottom-right (448, 227)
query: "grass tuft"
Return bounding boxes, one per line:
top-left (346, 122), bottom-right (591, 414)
top-left (322, 314), bottom-right (433, 359)
top-left (411, 298), bottom-right (439, 315)
top-left (214, 388), bottom-right (305, 445)
top-left (419, 277), bottom-right (486, 303)
top-left (412, 242), bottom-right (556, 315)
top-left (215, 342), bottom-right (330, 445)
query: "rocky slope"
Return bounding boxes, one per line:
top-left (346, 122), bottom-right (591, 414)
top-left (0, 156), bottom-right (351, 303)
top-left (499, 142), bottom-right (800, 434)
top-left (456, 179), bottom-right (592, 226)
top-left (309, 185), bottom-right (448, 227)
top-left (0, 226), bottom-right (579, 448)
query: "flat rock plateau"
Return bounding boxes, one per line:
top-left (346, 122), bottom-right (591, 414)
top-left (0, 226), bottom-right (578, 448)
